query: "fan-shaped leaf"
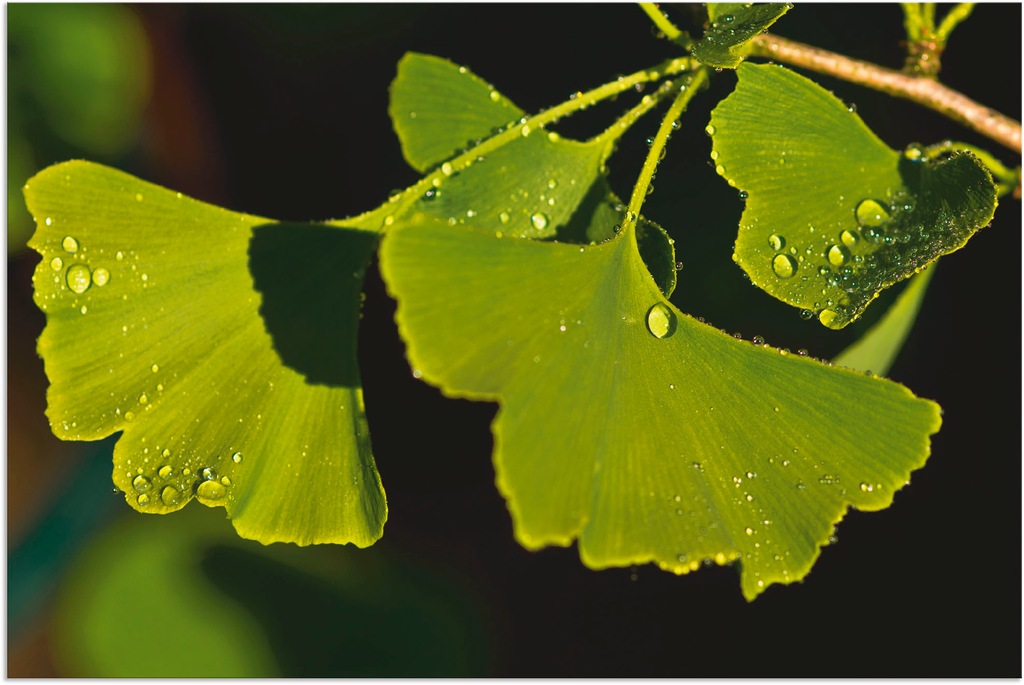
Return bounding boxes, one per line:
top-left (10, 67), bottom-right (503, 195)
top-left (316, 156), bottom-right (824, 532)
top-left (380, 215), bottom-right (941, 600)
top-left (25, 161), bottom-right (386, 546)
top-left (710, 63), bottom-right (997, 328)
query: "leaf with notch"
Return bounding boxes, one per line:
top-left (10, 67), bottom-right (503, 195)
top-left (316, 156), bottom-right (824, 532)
top-left (25, 161), bottom-right (386, 546)
top-left (380, 212), bottom-right (941, 601)
top-left (709, 63), bottom-right (997, 329)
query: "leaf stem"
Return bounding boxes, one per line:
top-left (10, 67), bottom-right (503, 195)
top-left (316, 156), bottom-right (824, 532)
top-left (624, 68), bottom-right (709, 234)
top-left (934, 3), bottom-right (973, 43)
top-left (640, 3), bottom-right (681, 41)
top-left (750, 32), bottom-right (1022, 155)
top-left (901, 3), bottom-right (924, 41)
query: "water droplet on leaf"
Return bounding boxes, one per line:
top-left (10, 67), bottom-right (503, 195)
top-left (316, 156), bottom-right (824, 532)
top-left (772, 254), bottom-right (796, 278)
top-left (645, 302), bottom-right (676, 339)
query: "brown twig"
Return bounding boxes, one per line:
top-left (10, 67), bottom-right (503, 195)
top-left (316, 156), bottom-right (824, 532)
top-left (750, 33), bottom-right (1021, 155)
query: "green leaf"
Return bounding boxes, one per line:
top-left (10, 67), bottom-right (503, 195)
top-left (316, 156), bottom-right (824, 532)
top-left (709, 63), bottom-right (997, 329)
top-left (389, 52), bottom-right (525, 174)
top-left (53, 507), bottom-right (279, 677)
top-left (693, 3), bottom-right (791, 69)
top-left (386, 49), bottom-right (679, 292)
top-left (390, 52), bottom-right (614, 240)
top-left (833, 266), bottom-right (935, 376)
top-left (25, 161), bottom-right (387, 546)
top-left (379, 216), bottom-right (941, 601)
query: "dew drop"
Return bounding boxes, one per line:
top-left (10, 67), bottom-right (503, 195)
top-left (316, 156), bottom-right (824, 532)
top-left (65, 264), bottom-right (92, 294)
top-left (196, 480), bottom-right (227, 504)
top-left (489, 90), bottom-right (500, 102)
top-left (232, 452), bottom-right (243, 464)
top-left (92, 267), bottom-right (110, 286)
top-left (61, 236), bottom-right (79, 253)
top-left (115, 251), bottom-right (124, 261)
top-left (530, 212), bottom-right (549, 231)
top-left (440, 162), bottom-right (454, 176)
top-left (854, 198), bottom-right (890, 227)
top-left (818, 309), bottom-right (839, 327)
top-left (200, 466), bottom-right (216, 481)
top-left (151, 364), bottom-right (159, 373)
top-left (827, 244), bottom-right (849, 266)
top-left (840, 228), bottom-right (860, 248)
top-left (132, 475), bottom-right (152, 493)
top-left (138, 393), bottom-right (148, 405)
top-left (135, 193), bottom-right (144, 202)
top-left (50, 257), bottom-right (64, 271)
top-left (161, 485), bottom-right (180, 506)
top-left (124, 411), bottom-right (135, 422)
top-left (137, 494), bottom-right (151, 506)
top-left (705, 124), bottom-right (716, 136)
top-left (645, 302), bottom-right (676, 339)
top-left (859, 482), bottom-right (874, 492)
top-left (771, 254), bottom-right (796, 278)
top-left (768, 234), bottom-right (785, 251)
top-left (158, 465), bottom-right (173, 479)
top-left (498, 211), bottom-right (510, 224)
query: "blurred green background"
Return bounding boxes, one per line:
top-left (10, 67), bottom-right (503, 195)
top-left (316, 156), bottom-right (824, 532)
top-left (7, 3), bottom-right (1021, 676)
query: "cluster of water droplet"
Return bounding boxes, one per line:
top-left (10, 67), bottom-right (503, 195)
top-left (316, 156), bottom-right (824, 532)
top-left (129, 449), bottom-right (243, 509)
top-left (757, 144), bottom-right (971, 328)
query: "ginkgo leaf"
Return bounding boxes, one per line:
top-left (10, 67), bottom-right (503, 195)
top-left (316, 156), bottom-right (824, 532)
top-left (379, 215), bottom-right (941, 601)
top-left (710, 63), bottom-right (997, 329)
top-left (389, 52), bottom-right (525, 173)
top-left (386, 49), bottom-right (679, 286)
top-left (389, 51), bottom-right (613, 240)
top-left (25, 160), bottom-right (386, 546)
top-left (692, 3), bottom-right (791, 69)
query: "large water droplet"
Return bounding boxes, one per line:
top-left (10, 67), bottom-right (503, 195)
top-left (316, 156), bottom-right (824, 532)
top-left (132, 475), bottom-right (152, 493)
top-left (768, 234), bottom-right (785, 251)
top-left (65, 264), bottom-right (92, 293)
top-left (840, 229), bottom-right (860, 248)
top-left (818, 309), bottom-right (839, 327)
top-left (158, 465), bottom-right (173, 479)
top-left (772, 254), bottom-right (796, 278)
top-left (92, 267), bottom-right (110, 286)
top-left (62, 236), bottom-right (79, 253)
top-left (196, 480), bottom-right (226, 504)
top-left (646, 302), bottom-right (676, 339)
top-left (161, 485), bottom-right (180, 506)
top-left (855, 198), bottom-right (890, 227)
top-left (530, 212), bottom-right (549, 231)
top-left (137, 494), bottom-right (150, 506)
top-left (827, 244), bottom-right (849, 266)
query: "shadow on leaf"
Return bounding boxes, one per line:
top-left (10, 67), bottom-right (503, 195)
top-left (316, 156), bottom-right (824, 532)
top-left (249, 222), bottom-right (378, 388)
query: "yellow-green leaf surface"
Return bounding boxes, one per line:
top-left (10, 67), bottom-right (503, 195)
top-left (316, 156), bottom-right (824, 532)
top-left (693, 3), bottom-right (791, 69)
top-left (389, 52), bottom-right (526, 173)
top-left (710, 63), bottom-right (997, 329)
top-left (25, 161), bottom-right (386, 546)
top-left (380, 216), bottom-right (941, 600)
top-left (390, 52), bottom-right (615, 239)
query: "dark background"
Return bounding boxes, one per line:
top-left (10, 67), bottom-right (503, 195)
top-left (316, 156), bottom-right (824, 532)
top-left (8, 3), bottom-right (1021, 676)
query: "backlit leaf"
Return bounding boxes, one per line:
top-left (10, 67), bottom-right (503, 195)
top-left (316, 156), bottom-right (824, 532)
top-left (710, 63), bottom-right (997, 328)
top-left (693, 3), bottom-right (791, 69)
top-left (25, 161), bottom-right (386, 546)
top-left (389, 52), bottom-right (525, 173)
top-left (379, 215), bottom-right (941, 600)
